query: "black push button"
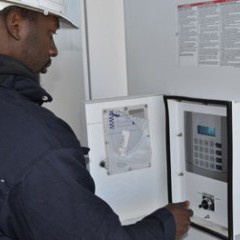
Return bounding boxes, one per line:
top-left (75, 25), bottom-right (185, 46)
top-left (216, 150), bottom-right (222, 156)
top-left (215, 143), bottom-right (222, 148)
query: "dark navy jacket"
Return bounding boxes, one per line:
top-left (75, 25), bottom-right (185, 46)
top-left (0, 54), bottom-right (175, 240)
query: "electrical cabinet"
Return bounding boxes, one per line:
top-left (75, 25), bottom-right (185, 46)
top-left (85, 95), bottom-right (240, 239)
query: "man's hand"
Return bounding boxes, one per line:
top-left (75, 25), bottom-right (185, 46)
top-left (165, 201), bottom-right (193, 240)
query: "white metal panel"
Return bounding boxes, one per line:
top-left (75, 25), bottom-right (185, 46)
top-left (85, 95), bottom-right (168, 223)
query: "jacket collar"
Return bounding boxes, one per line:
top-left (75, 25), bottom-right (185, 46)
top-left (0, 54), bottom-right (52, 105)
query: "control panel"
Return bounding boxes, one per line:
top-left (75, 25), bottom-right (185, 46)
top-left (185, 112), bottom-right (228, 182)
top-left (164, 96), bottom-right (232, 240)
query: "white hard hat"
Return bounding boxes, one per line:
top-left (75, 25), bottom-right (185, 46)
top-left (0, 0), bottom-right (78, 29)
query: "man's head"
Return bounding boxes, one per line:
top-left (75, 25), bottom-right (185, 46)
top-left (0, 0), bottom-right (77, 74)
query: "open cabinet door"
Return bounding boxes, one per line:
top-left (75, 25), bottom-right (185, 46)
top-left (85, 95), bottom-right (168, 224)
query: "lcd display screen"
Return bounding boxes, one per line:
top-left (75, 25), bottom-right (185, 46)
top-left (197, 125), bottom-right (216, 137)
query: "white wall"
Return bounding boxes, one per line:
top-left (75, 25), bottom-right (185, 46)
top-left (124, 0), bottom-right (240, 102)
top-left (84, 0), bottom-right (128, 99)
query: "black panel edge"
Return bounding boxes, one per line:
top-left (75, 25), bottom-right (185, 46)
top-left (163, 95), bottom-right (173, 203)
top-left (226, 102), bottom-right (233, 240)
top-left (164, 95), bottom-right (230, 106)
top-left (191, 222), bottom-right (228, 240)
top-left (163, 95), bottom-right (233, 240)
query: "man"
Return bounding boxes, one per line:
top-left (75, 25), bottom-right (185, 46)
top-left (0, 0), bottom-right (193, 239)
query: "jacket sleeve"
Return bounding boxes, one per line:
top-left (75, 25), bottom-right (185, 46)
top-left (0, 149), bottom-right (176, 240)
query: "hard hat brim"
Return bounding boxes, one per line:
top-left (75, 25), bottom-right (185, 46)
top-left (0, 1), bottom-right (78, 29)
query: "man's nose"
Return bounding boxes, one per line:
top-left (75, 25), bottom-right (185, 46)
top-left (50, 41), bottom-right (58, 57)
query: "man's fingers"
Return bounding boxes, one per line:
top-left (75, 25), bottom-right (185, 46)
top-left (188, 208), bottom-right (194, 217)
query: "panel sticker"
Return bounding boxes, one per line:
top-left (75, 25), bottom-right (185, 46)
top-left (103, 105), bottom-right (152, 175)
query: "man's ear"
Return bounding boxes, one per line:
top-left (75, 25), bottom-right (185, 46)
top-left (5, 10), bottom-right (25, 41)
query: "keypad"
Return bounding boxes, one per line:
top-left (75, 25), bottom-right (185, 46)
top-left (193, 137), bottom-right (223, 172)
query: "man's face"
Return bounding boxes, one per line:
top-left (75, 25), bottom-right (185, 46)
top-left (20, 13), bottom-right (59, 74)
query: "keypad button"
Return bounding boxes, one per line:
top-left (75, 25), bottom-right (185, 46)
top-left (216, 150), bottom-right (222, 156)
top-left (215, 143), bottom-right (222, 148)
top-left (210, 141), bottom-right (214, 147)
top-left (204, 140), bottom-right (209, 146)
top-left (210, 163), bottom-right (215, 169)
